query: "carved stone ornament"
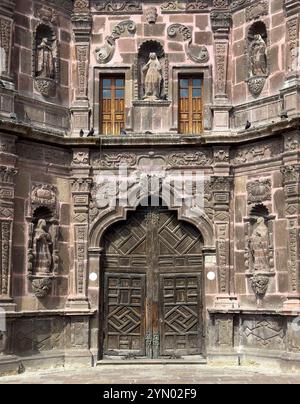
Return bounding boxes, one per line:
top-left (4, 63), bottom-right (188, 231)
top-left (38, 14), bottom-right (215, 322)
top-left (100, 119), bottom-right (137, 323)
top-left (95, 1), bottom-right (142, 14)
top-left (145, 7), bottom-right (158, 24)
top-left (161, 1), bottom-right (185, 12)
top-left (95, 20), bottom-right (137, 64)
top-left (247, 76), bottom-right (266, 97)
top-left (250, 274), bottom-right (269, 297)
top-left (31, 184), bottom-right (57, 212)
top-left (74, 0), bottom-right (90, 13)
top-left (168, 152), bottom-right (212, 167)
top-left (247, 179), bottom-right (271, 204)
top-left (36, 5), bottom-right (58, 24)
top-left (167, 24), bottom-right (209, 64)
top-left (31, 277), bottom-right (53, 298)
top-left (246, 1), bottom-right (268, 22)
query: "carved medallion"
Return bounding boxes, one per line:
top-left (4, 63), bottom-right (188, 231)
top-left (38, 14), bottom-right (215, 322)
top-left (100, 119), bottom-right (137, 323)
top-left (31, 277), bottom-right (53, 298)
top-left (247, 179), bottom-right (271, 204)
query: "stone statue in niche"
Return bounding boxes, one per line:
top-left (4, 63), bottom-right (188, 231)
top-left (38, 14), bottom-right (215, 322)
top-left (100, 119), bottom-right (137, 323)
top-left (142, 53), bottom-right (163, 100)
top-left (249, 217), bottom-right (270, 272)
top-left (36, 37), bottom-right (55, 79)
top-left (249, 34), bottom-right (267, 77)
top-left (33, 219), bottom-right (53, 274)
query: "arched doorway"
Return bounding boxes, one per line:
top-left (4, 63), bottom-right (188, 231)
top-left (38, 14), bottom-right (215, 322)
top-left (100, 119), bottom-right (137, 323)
top-left (100, 205), bottom-right (204, 360)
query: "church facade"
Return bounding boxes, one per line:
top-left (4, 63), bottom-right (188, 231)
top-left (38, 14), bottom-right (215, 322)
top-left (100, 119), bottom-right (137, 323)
top-left (1, 0), bottom-right (300, 373)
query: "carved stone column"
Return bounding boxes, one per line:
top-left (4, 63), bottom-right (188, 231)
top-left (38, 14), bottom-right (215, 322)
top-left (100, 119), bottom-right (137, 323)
top-left (210, 10), bottom-right (232, 131)
top-left (281, 0), bottom-right (300, 117)
top-left (0, 0), bottom-right (14, 85)
top-left (67, 149), bottom-right (92, 309)
top-left (70, 0), bottom-right (92, 137)
top-left (211, 175), bottom-right (236, 308)
top-left (0, 134), bottom-right (17, 311)
top-left (281, 165), bottom-right (300, 309)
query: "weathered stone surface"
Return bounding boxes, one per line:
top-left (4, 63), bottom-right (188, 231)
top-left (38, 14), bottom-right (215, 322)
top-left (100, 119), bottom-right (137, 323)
top-left (0, 0), bottom-right (300, 375)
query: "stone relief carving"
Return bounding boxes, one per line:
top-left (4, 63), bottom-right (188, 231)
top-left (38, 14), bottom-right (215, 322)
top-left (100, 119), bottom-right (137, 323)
top-left (243, 319), bottom-right (285, 348)
top-left (95, 20), bottom-right (136, 64)
top-left (210, 11), bottom-right (232, 32)
top-left (31, 184), bottom-right (58, 215)
top-left (247, 179), bottom-right (271, 204)
top-left (161, 1), bottom-right (185, 12)
top-left (142, 53), bottom-right (163, 101)
top-left (250, 275), bottom-right (269, 297)
top-left (247, 23), bottom-right (268, 97)
top-left (73, 0), bottom-right (90, 13)
top-left (287, 17), bottom-right (299, 72)
top-left (0, 221), bottom-right (11, 296)
top-left (246, 1), bottom-right (268, 22)
top-left (0, 17), bottom-right (12, 76)
top-left (92, 153), bottom-right (137, 168)
top-left (168, 152), bottom-right (212, 167)
top-left (33, 21), bottom-right (58, 97)
top-left (95, 1), bottom-right (142, 13)
top-left (168, 24), bottom-right (209, 64)
top-left (36, 5), bottom-right (58, 24)
top-left (234, 143), bottom-right (275, 164)
top-left (145, 7), bottom-right (158, 24)
top-left (31, 277), bottom-right (53, 298)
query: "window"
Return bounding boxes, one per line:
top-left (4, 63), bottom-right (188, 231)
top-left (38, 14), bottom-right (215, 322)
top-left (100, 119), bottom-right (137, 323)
top-left (100, 76), bottom-right (125, 135)
top-left (179, 76), bottom-right (203, 134)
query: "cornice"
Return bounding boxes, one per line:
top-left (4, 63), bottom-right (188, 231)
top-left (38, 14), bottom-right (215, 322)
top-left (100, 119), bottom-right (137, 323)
top-left (1, 117), bottom-right (300, 149)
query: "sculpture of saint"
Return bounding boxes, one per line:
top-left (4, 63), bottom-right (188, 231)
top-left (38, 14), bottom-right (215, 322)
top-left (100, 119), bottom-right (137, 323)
top-left (250, 217), bottom-right (270, 272)
top-left (36, 37), bottom-right (55, 79)
top-left (142, 53), bottom-right (163, 100)
top-left (33, 219), bottom-right (53, 274)
top-left (249, 34), bottom-right (267, 77)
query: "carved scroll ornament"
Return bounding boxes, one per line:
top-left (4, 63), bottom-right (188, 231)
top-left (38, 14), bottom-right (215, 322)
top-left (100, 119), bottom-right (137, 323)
top-left (168, 24), bottom-right (209, 64)
top-left (95, 20), bottom-right (137, 64)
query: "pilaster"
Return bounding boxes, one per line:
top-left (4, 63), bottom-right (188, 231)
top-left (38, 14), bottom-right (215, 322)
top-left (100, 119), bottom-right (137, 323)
top-left (67, 148), bottom-right (92, 309)
top-left (0, 134), bottom-right (17, 311)
top-left (210, 10), bottom-right (232, 131)
top-left (71, 0), bottom-right (92, 137)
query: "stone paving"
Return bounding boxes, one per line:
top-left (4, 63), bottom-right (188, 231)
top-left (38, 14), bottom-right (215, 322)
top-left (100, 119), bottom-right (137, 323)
top-left (0, 365), bottom-right (299, 384)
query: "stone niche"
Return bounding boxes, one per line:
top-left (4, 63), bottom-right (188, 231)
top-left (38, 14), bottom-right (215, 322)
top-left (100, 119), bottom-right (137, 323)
top-left (33, 23), bottom-right (58, 98)
top-left (27, 184), bottom-right (60, 298)
top-left (133, 40), bottom-right (171, 132)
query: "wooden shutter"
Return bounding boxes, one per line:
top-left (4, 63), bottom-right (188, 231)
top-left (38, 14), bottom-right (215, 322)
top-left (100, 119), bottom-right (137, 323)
top-left (100, 76), bottom-right (125, 135)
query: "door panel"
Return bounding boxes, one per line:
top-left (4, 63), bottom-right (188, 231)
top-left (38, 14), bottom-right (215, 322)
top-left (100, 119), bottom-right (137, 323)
top-left (100, 76), bottom-right (125, 135)
top-left (101, 207), bottom-right (203, 359)
top-left (179, 76), bottom-right (203, 135)
top-left (104, 274), bottom-right (146, 356)
top-left (160, 274), bottom-right (202, 357)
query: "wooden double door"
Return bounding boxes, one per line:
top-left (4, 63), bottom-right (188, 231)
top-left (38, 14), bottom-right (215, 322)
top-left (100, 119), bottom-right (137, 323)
top-left (101, 207), bottom-right (204, 359)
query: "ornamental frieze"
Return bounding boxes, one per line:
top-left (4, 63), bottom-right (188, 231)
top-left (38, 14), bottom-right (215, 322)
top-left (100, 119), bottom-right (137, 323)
top-left (94, 1), bottom-right (142, 14)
